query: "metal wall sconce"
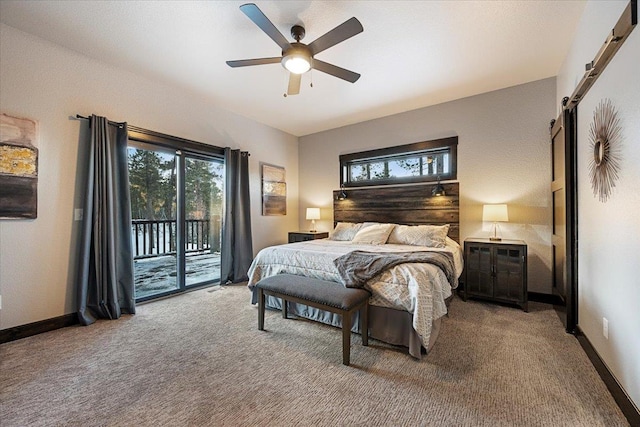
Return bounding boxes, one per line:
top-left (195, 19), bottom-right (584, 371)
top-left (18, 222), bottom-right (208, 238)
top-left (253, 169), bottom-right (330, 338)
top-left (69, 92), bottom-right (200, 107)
top-left (432, 176), bottom-right (445, 197)
top-left (337, 184), bottom-right (347, 200)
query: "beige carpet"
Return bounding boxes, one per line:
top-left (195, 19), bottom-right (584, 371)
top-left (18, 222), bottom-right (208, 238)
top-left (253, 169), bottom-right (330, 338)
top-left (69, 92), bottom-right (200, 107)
top-left (0, 285), bottom-right (628, 426)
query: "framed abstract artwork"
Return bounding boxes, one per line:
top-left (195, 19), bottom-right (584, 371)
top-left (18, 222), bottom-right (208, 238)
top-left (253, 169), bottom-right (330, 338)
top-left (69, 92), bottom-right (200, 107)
top-left (261, 163), bottom-right (286, 216)
top-left (0, 113), bottom-right (38, 219)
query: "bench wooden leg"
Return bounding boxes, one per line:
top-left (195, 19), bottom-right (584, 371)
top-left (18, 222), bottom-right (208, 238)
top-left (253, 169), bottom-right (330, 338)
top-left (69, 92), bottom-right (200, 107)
top-left (361, 302), bottom-right (368, 347)
top-left (256, 284), bottom-right (369, 366)
top-left (258, 288), bottom-right (265, 331)
top-left (342, 311), bottom-right (351, 366)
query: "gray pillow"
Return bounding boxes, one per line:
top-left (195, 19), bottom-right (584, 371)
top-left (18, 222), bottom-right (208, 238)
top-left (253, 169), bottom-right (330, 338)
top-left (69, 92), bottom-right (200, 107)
top-left (328, 222), bottom-right (362, 241)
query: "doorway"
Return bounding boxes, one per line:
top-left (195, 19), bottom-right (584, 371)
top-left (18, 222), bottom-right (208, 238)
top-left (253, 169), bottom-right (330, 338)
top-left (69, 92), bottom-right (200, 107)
top-left (127, 141), bottom-right (224, 302)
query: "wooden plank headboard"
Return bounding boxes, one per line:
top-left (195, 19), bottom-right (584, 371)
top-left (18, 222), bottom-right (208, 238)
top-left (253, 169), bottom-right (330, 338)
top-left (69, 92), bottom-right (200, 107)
top-left (332, 182), bottom-right (460, 243)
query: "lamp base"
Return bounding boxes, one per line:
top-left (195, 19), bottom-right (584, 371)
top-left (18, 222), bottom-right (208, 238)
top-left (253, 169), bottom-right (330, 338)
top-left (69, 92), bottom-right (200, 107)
top-left (489, 222), bottom-right (503, 241)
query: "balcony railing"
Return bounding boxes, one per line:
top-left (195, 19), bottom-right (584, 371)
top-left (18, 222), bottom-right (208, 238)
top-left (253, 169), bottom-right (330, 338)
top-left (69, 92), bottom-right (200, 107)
top-left (132, 217), bottom-right (221, 259)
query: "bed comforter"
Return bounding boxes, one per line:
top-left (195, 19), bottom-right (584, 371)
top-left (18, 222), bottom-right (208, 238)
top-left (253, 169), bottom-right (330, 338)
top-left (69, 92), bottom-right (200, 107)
top-left (247, 238), bottom-right (463, 348)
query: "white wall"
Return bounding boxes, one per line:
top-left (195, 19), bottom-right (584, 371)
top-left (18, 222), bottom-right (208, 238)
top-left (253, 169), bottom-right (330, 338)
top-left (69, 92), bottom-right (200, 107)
top-left (557, 0), bottom-right (640, 411)
top-left (299, 78), bottom-right (556, 294)
top-left (0, 24), bottom-right (299, 329)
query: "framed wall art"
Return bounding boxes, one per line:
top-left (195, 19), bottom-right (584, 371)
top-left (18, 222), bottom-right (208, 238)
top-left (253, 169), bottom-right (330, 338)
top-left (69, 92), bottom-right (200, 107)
top-left (261, 163), bottom-right (286, 215)
top-left (588, 99), bottom-right (622, 203)
top-left (0, 113), bottom-right (38, 219)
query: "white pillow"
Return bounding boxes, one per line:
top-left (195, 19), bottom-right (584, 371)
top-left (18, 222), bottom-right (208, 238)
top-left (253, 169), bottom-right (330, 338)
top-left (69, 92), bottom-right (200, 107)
top-left (361, 222), bottom-right (380, 228)
top-left (328, 222), bottom-right (362, 241)
top-left (387, 224), bottom-right (450, 248)
top-left (351, 223), bottom-right (395, 245)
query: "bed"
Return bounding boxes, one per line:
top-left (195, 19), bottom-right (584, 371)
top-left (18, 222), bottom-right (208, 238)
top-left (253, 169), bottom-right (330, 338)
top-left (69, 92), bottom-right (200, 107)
top-left (247, 182), bottom-right (461, 358)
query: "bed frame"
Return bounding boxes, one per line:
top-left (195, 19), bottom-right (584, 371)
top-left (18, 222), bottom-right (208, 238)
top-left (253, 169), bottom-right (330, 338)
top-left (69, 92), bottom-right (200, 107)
top-left (333, 182), bottom-right (460, 243)
top-left (330, 181), bottom-right (461, 357)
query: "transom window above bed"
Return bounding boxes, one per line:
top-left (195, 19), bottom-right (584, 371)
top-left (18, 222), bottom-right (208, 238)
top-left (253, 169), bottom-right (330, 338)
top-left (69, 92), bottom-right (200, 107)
top-left (340, 136), bottom-right (457, 187)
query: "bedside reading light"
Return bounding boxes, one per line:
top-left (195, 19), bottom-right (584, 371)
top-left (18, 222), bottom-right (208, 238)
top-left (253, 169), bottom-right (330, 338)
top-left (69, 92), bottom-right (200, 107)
top-left (306, 207), bottom-right (320, 232)
top-left (337, 184), bottom-right (347, 201)
top-left (483, 204), bottom-right (509, 241)
top-left (432, 176), bottom-right (445, 197)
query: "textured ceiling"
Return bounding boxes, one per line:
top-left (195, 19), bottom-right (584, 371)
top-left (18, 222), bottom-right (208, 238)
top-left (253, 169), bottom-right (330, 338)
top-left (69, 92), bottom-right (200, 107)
top-left (0, 0), bottom-right (586, 136)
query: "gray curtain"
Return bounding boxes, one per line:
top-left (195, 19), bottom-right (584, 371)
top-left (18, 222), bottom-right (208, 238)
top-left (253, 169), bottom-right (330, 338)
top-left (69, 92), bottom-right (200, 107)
top-left (220, 148), bottom-right (253, 283)
top-left (77, 115), bottom-right (135, 325)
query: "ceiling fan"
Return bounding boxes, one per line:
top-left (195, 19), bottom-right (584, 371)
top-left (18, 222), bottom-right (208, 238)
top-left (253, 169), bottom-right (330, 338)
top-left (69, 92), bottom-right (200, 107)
top-left (226, 3), bottom-right (363, 96)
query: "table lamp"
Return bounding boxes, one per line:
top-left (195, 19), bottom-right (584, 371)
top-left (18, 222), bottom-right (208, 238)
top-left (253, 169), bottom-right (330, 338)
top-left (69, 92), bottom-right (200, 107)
top-left (306, 207), bottom-right (320, 232)
top-left (483, 204), bottom-right (508, 241)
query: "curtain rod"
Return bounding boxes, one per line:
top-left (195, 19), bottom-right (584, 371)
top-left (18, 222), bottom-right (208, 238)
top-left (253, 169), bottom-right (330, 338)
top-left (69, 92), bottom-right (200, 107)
top-left (75, 114), bottom-right (126, 127)
top-left (76, 115), bottom-right (250, 157)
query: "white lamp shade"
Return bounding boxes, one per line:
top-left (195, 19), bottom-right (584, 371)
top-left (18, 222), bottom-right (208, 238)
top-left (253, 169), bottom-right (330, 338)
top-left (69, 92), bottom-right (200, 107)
top-left (483, 204), bottom-right (509, 222)
top-left (306, 207), bottom-right (321, 220)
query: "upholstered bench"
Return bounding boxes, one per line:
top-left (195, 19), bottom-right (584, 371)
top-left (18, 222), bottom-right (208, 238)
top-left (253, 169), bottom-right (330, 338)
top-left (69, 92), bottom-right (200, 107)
top-left (255, 274), bottom-right (370, 366)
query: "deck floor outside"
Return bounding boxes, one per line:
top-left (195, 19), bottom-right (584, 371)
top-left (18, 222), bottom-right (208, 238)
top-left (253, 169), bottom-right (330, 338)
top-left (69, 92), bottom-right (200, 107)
top-left (134, 252), bottom-right (221, 299)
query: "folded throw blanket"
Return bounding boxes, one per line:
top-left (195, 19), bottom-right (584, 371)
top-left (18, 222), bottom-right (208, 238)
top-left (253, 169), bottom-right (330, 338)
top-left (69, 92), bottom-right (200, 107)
top-left (334, 250), bottom-right (458, 289)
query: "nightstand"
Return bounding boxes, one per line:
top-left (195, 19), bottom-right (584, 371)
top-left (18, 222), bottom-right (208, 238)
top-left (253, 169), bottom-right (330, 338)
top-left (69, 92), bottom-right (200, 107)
top-left (463, 238), bottom-right (528, 311)
top-left (288, 231), bottom-right (329, 243)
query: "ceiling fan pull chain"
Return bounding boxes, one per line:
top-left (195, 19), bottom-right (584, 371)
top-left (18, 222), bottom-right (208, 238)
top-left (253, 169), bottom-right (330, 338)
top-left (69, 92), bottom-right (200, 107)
top-left (283, 68), bottom-right (288, 97)
top-left (310, 69), bottom-right (314, 88)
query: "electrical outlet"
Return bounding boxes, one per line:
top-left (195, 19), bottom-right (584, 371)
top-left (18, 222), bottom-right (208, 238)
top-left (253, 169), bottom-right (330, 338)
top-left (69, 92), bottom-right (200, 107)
top-left (603, 317), bottom-right (609, 339)
top-left (74, 209), bottom-right (83, 221)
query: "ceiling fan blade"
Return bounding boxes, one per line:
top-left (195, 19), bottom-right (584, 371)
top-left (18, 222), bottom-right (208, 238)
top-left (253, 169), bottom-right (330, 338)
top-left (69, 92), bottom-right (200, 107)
top-left (287, 73), bottom-right (301, 95)
top-left (226, 57), bottom-right (282, 68)
top-left (312, 59), bottom-right (360, 83)
top-left (308, 17), bottom-right (363, 55)
top-left (240, 3), bottom-right (291, 51)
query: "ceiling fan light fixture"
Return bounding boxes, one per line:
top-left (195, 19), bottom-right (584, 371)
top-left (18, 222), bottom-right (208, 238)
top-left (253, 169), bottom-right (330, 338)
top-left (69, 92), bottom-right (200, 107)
top-left (283, 55), bottom-right (311, 74)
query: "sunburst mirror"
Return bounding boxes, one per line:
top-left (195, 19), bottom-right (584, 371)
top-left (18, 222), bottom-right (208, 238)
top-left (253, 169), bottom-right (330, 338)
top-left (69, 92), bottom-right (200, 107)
top-left (588, 99), bottom-right (621, 203)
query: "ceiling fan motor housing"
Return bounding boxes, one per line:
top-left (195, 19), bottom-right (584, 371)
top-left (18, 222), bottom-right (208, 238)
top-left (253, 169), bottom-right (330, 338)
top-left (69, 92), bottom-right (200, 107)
top-left (291, 24), bottom-right (305, 41)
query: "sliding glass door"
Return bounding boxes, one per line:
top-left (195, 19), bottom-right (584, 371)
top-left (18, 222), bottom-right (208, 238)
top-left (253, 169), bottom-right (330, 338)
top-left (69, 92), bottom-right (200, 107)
top-left (128, 142), bottom-right (224, 301)
top-left (184, 155), bottom-right (224, 287)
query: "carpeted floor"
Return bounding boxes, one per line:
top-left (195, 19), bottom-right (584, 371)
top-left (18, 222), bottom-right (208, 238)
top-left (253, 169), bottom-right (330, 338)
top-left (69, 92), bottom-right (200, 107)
top-left (0, 284), bottom-right (628, 426)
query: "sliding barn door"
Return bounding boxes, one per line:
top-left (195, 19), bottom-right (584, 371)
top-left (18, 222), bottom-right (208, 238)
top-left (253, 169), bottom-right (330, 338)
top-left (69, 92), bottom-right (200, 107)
top-left (550, 106), bottom-right (577, 333)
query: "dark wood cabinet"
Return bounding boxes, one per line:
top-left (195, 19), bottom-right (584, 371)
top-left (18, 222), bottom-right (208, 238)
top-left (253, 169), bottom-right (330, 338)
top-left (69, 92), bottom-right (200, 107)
top-left (463, 238), bottom-right (528, 311)
top-left (288, 231), bottom-right (329, 243)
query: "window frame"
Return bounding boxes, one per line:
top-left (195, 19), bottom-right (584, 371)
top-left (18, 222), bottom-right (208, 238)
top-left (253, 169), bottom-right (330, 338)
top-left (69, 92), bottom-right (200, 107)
top-left (339, 136), bottom-right (458, 187)
top-left (128, 126), bottom-right (224, 159)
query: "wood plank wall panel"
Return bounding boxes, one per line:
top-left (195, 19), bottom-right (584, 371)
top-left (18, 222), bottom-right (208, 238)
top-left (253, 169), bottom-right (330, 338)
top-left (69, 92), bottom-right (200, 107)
top-left (333, 183), bottom-right (460, 243)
